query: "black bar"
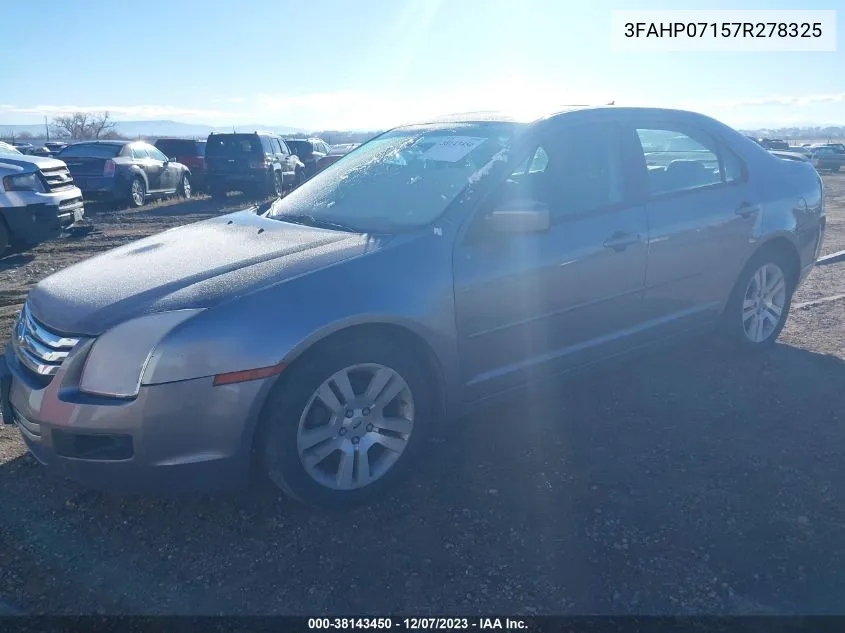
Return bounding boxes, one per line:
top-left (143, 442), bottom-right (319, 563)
top-left (0, 617), bottom-right (843, 633)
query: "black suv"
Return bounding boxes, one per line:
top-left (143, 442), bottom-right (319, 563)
top-left (205, 132), bottom-right (302, 199)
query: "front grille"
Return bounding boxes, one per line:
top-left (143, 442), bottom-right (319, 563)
top-left (58, 196), bottom-right (84, 211)
top-left (39, 165), bottom-right (75, 192)
top-left (12, 304), bottom-right (80, 378)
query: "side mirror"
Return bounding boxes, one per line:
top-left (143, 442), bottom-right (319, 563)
top-left (488, 200), bottom-right (550, 234)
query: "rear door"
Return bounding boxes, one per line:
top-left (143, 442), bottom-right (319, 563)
top-left (626, 119), bottom-right (757, 332)
top-left (130, 144), bottom-right (162, 191)
top-left (148, 144), bottom-right (180, 191)
top-left (205, 134), bottom-right (261, 175)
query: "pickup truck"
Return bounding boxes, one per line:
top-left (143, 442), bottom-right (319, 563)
top-left (0, 141), bottom-right (84, 257)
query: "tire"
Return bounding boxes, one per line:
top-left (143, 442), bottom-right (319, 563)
top-left (271, 171), bottom-right (283, 197)
top-left (257, 337), bottom-right (432, 509)
top-left (720, 249), bottom-right (795, 352)
top-left (178, 173), bottom-right (192, 199)
top-left (128, 177), bottom-right (146, 208)
top-left (0, 219), bottom-right (9, 258)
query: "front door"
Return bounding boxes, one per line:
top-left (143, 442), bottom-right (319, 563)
top-left (452, 121), bottom-right (651, 402)
top-left (626, 121), bottom-right (758, 332)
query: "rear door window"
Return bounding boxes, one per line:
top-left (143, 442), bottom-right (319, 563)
top-left (260, 137), bottom-right (274, 155)
top-left (147, 146), bottom-right (169, 162)
top-left (633, 126), bottom-right (734, 195)
top-left (131, 145), bottom-right (150, 160)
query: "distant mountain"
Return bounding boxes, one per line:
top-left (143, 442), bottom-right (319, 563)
top-left (0, 119), bottom-right (306, 139)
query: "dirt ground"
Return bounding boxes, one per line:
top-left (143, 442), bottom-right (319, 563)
top-left (0, 176), bottom-right (844, 615)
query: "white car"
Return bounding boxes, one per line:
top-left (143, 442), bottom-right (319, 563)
top-left (0, 141), bottom-right (84, 256)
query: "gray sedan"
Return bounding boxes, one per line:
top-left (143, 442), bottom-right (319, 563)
top-left (1, 107), bottom-right (826, 508)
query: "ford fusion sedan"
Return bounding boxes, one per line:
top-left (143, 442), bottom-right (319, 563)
top-left (0, 107), bottom-right (825, 508)
top-left (58, 140), bottom-right (193, 207)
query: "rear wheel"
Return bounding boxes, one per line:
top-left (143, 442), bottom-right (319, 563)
top-left (721, 250), bottom-right (794, 351)
top-left (258, 338), bottom-right (431, 509)
top-left (129, 177), bottom-right (146, 208)
top-left (271, 171), bottom-right (283, 197)
top-left (178, 173), bottom-right (192, 199)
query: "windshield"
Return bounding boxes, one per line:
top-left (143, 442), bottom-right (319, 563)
top-left (206, 134), bottom-right (261, 155)
top-left (268, 123), bottom-right (517, 233)
top-left (59, 143), bottom-right (122, 158)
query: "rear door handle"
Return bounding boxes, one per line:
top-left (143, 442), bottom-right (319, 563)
top-left (603, 231), bottom-right (640, 252)
top-left (735, 202), bottom-right (761, 218)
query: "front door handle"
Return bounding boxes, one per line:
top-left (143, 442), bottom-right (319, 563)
top-left (735, 202), bottom-right (761, 218)
top-left (603, 231), bottom-right (640, 252)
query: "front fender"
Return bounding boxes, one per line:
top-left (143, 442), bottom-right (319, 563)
top-left (140, 232), bottom-right (462, 402)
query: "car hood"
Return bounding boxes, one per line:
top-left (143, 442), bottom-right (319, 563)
top-left (27, 210), bottom-right (379, 336)
top-left (0, 154), bottom-right (67, 173)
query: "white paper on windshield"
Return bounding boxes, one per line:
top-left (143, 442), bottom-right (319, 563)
top-left (418, 136), bottom-right (487, 162)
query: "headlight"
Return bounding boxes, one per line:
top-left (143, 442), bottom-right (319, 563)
top-left (79, 309), bottom-right (204, 398)
top-left (2, 172), bottom-right (45, 192)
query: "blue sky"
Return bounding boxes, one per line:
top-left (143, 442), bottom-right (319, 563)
top-left (1, 0), bottom-right (842, 130)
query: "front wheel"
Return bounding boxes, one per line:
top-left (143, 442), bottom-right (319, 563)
top-left (721, 250), bottom-right (794, 351)
top-left (258, 338), bottom-right (431, 508)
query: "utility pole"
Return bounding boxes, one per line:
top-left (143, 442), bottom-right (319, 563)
top-left (44, 115), bottom-right (50, 142)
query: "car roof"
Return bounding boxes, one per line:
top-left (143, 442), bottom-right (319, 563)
top-left (69, 140), bottom-right (129, 146)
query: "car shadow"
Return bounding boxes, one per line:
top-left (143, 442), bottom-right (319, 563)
top-left (1, 339), bottom-right (845, 615)
top-left (0, 253), bottom-right (35, 270)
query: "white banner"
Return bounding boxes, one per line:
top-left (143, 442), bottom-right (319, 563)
top-left (611, 10), bottom-right (837, 52)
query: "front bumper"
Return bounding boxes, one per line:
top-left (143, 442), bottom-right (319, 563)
top-left (2, 341), bottom-right (271, 493)
top-left (0, 188), bottom-right (84, 246)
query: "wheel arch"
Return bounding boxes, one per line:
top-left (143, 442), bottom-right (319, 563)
top-left (246, 321), bottom-right (449, 460)
top-left (752, 234), bottom-right (802, 288)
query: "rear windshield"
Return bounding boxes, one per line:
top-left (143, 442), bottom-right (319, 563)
top-left (205, 134), bottom-right (261, 155)
top-left (285, 140), bottom-right (313, 156)
top-left (59, 144), bottom-right (123, 158)
top-left (155, 139), bottom-right (203, 157)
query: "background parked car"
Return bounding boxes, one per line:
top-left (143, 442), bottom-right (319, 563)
top-left (817, 143), bottom-right (845, 154)
top-left (0, 141), bottom-right (84, 257)
top-left (44, 142), bottom-right (68, 156)
top-left (284, 138), bottom-right (329, 179)
top-left (205, 132), bottom-right (302, 199)
top-left (154, 138), bottom-right (207, 191)
top-left (58, 140), bottom-right (192, 207)
top-left (10, 142), bottom-right (35, 155)
top-left (807, 145), bottom-right (845, 172)
top-left (316, 143), bottom-right (360, 171)
top-left (759, 138), bottom-right (790, 151)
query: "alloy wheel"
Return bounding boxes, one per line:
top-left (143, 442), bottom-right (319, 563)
top-left (131, 180), bottom-right (144, 206)
top-left (742, 262), bottom-right (787, 343)
top-left (295, 363), bottom-right (415, 491)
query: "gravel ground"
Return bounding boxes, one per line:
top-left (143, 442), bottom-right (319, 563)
top-left (0, 176), bottom-right (844, 615)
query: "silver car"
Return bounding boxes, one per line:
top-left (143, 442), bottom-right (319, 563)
top-left (0, 107), bottom-right (826, 508)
